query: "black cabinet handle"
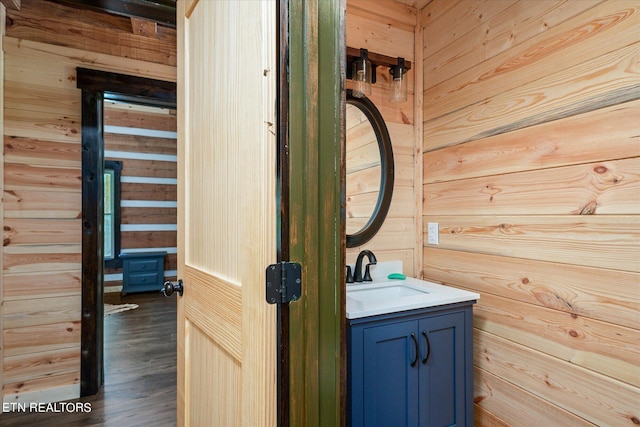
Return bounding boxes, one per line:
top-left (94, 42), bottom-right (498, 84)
top-left (410, 333), bottom-right (419, 367)
top-left (421, 330), bottom-right (431, 364)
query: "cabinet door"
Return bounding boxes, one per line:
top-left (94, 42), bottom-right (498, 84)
top-left (362, 320), bottom-right (420, 427)
top-left (418, 311), bottom-right (466, 427)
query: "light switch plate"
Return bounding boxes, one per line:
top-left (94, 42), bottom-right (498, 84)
top-left (427, 222), bottom-right (439, 245)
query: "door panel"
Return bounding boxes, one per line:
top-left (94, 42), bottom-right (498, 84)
top-left (177, 0), bottom-right (277, 425)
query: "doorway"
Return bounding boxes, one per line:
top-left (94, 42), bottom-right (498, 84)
top-left (77, 68), bottom-right (176, 395)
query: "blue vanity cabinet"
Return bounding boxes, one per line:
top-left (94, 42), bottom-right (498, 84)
top-left (348, 302), bottom-right (474, 427)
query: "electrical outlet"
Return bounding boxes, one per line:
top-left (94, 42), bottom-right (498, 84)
top-left (427, 222), bottom-right (439, 245)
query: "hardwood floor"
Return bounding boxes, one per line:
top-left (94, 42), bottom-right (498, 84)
top-left (1, 291), bottom-right (177, 427)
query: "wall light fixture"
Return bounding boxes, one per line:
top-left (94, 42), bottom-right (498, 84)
top-left (346, 47), bottom-right (412, 103)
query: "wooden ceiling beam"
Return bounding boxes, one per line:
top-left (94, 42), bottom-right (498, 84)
top-left (51, 0), bottom-right (175, 27)
top-left (1, 0), bottom-right (21, 10)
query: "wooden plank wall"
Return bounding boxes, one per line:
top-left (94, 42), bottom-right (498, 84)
top-left (346, 0), bottom-right (420, 276)
top-left (2, 0), bottom-right (176, 403)
top-left (103, 102), bottom-right (178, 292)
top-left (420, 1), bottom-right (639, 425)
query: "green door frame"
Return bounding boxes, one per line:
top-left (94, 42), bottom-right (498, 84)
top-left (288, 0), bottom-right (345, 425)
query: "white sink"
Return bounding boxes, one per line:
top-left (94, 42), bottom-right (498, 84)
top-left (348, 284), bottom-right (429, 302)
top-left (346, 277), bottom-right (479, 319)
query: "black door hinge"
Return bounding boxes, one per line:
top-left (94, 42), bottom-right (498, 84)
top-left (266, 261), bottom-right (302, 304)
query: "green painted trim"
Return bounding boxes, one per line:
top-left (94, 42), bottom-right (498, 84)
top-left (288, 0), bottom-right (344, 426)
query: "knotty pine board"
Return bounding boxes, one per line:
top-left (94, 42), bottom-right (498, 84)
top-left (474, 366), bottom-right (594, 426)
top-left (423, 100), bottom-right (640, 182)
top-left (423, 1), bottom-right (639, 123)
top-left (6, 0), bottom-right (176, 66)
top-left (4, 190), bottom-right (81, 219)
top-left (104, 133), bottom-right (177, 155)
top-left (3, 244), bottom-right (81, 274)
top-left (422, 247), bottom-right (639, 330)
top-left (4, 137), bottom-right (80, 168)
top-left (472, 292), bottom-right (639, 387)
top-left (424, 42), bottom-right (640, 148)
top-left (121, 207), bottom-right (177, 225)
top-left (475, 329), bottom-right (639, 425)
top-left (424, 0), bottom-right (602, 89)
top-left (348, 0), bottom-right (417, 30)
top-left (424, 158), bottom-right (640, 215)
top-left (104, 108), bottom-right (177, 132)
top-left (3, 321), bottom-right (81, 357)
top-left (4, 218), bottom-right (81, 246)
top-left (3, 271), bottom-right (81, 301)
top-left (423, 215), bottom-right (640, 272)
top-left (4, 38), bottom-right (176, 82)
top-left (121, 231), bottom-right (177, 249)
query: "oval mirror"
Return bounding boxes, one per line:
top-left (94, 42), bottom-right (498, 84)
top-left (345, 89), bottom-right (394, 248)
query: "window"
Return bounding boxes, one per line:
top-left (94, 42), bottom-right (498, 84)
top-left (104, 160), bottom-right (122, 268)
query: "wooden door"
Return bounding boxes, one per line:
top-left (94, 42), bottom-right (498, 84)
top-left (176, 1), bottom-right (277, 425)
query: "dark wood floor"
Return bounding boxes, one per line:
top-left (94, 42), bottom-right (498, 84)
top-left (1, 291), bottom-right (177, 427)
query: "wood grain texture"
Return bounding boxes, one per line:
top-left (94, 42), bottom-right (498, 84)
top-left (472, 292), bottom-right (640, 387)
top-left (424, 215), bottom-right (640, 272)
top-left (121, 207), bottom-right (177, 224)
top-left (423, 247), bottom-right (640, 330)
top-left (475, 329), bottom-right (640, 425)
top-left (3, 271), bottom-right (81, 300)
top-left (424, 100), bottom-right (640, 182)
top-left (6, 0), bottom-right (176, 66)
top-left (1, 0), bottom-right (177, 405)
top-left (4, 190), bottom-right (81, 219)
top-left (423, 1), bottom-right (639, 123)
top-left (4, 37), bottom-right (176, 82)
top-left (425, 158), bottom-right (640, 215)
top-left (422, 3), bottom-right (640, 422)
top-left (104, 107), bottom-right (177, 131)
top-left (424, 42), bottom-right (640, 148)
top-left (104, 133), bottom-right (177, 155)
top-left (1, 292), bottom-right (176, 420)
top-left (121, 231), bottom-right (176, 249)
top-left (424, 0), bottom-right (603, 89)
top-left (474, 366), bottom-right (594, 426)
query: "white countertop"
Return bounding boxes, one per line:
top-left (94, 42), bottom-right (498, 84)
top-left (346, 277), bottom-right (479, 319)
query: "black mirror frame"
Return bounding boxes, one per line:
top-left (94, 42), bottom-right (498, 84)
top-left (346, 89), bottom-right (394, 248)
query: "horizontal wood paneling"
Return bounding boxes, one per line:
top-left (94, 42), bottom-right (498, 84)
top-left (424, 215), bottom-right (639, 272)
top-left (474, 366), bottom-right (593, 426)
top-left (425, 158), bottom-right (640, 215)
top-left (121, 183), bottom-right (177, 201)
top-left (118, 158), bottom-right (177, 179)
top-left (3, 245), bottom-right (81, 274)
top-left (346, 1), bottom-right (418, 276)
top-left (424, 42), bottom-right (640, 149)
top-left (3, 348), bottom-right (80, 385)
top-left (424, 100), bottom-right (640, 183)
top-left (475, 329), bottom-right (640, 425)
top-left (424, 1), bottom-right (639, 124)
top-left (2, 0), bottom-right (176, 402)
top-left (5, 0), bottom-right (176, 66)
top-left (423, 1), bottom-right (603, 89)
top-left (121, 207), bottom-right (177, 225)
top-left (121, 231), bottom-right (176, 249)
top-left (3, 296), bottom-right (81, 329)
top-left (104, 133), bottom-right (177, 155)
top-left (4, 137), bottom-right (81, 168)
top-left (4, 163), bottom-right (81, 192)
top-left (422, 248), bottom-right (639, 330)
top-left (4, 219), bottom-right (80, 246)
top-left (4, 190), bottom-right (81, 219)
top-left (472, 292), bottom-right (639, 387)
top-left (422, 1), bottom-right (640, 423)
top-left (3, 271), bottom-right (81, 301)
top-left (3, 321), bottom-right (81, 357)
top-left (104, 108), bottom-right (177, 132)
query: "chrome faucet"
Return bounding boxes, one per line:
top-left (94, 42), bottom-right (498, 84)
top-left (354, 250), bottom-right (377, 282)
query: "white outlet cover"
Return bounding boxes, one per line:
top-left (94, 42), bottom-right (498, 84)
top-left (427, 222), bottom-right (439, 245)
